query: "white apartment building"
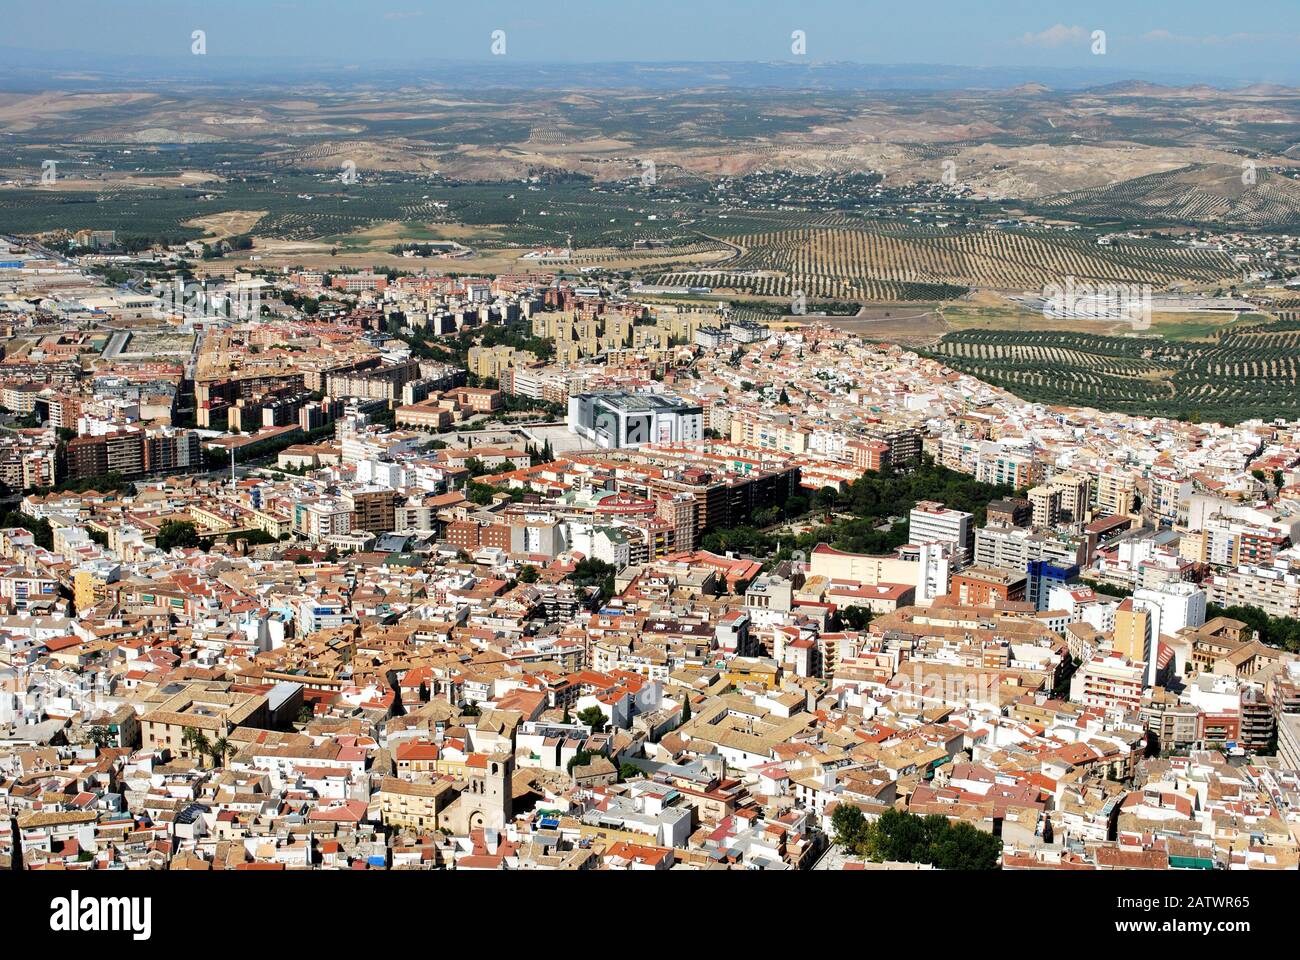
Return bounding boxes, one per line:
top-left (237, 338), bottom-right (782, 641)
top-left (1070, 653), bottom-right (1146, 712)
top-left (1207, 565), bottom-right (1300, 619)
top-left (1048, 584), bottom-right (1119, 634)
top-left (974, 525), bottom-right (1086, 572)
top-left (1133, 581), bottom-right (1207, 639)
top-left (294, 498), bottom-right (353, 543)
top-left (909, 500), bottom-right (972, 560)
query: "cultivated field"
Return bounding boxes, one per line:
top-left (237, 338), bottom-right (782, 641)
top-left (925, 320), bottom-right (1300, 423)
top-left (655, 224), bottom-right (1238, 300)
top-left (1036, 163), bottom-right (1300, 229)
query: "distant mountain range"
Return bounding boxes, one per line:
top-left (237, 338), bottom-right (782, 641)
top-left (0, 50), bottom-right (1275, 94)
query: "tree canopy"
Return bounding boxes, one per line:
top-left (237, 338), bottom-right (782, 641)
top-left (701, 458), bottom-right (1012, 561)
top-left (156, 520), bottom-right (201, 552)
top-left (832, 806), bottom-right (1002, 870)
top-left (577, 705), bottom-right (608, 733)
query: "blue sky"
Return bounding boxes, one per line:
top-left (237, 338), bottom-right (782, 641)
top-left (6, 0), bottom-right (1300, 83)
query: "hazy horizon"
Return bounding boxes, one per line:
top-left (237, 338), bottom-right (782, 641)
top-left (0, 54), bottom-right (1285, 95)
top-left (4, 0), bottom-right (1300, 88)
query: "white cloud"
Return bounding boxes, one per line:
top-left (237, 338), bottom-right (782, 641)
top-left (1140, 30), bottom-right (1295, 45)
top-left (1017, 24), bottom-right (1088, 48)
